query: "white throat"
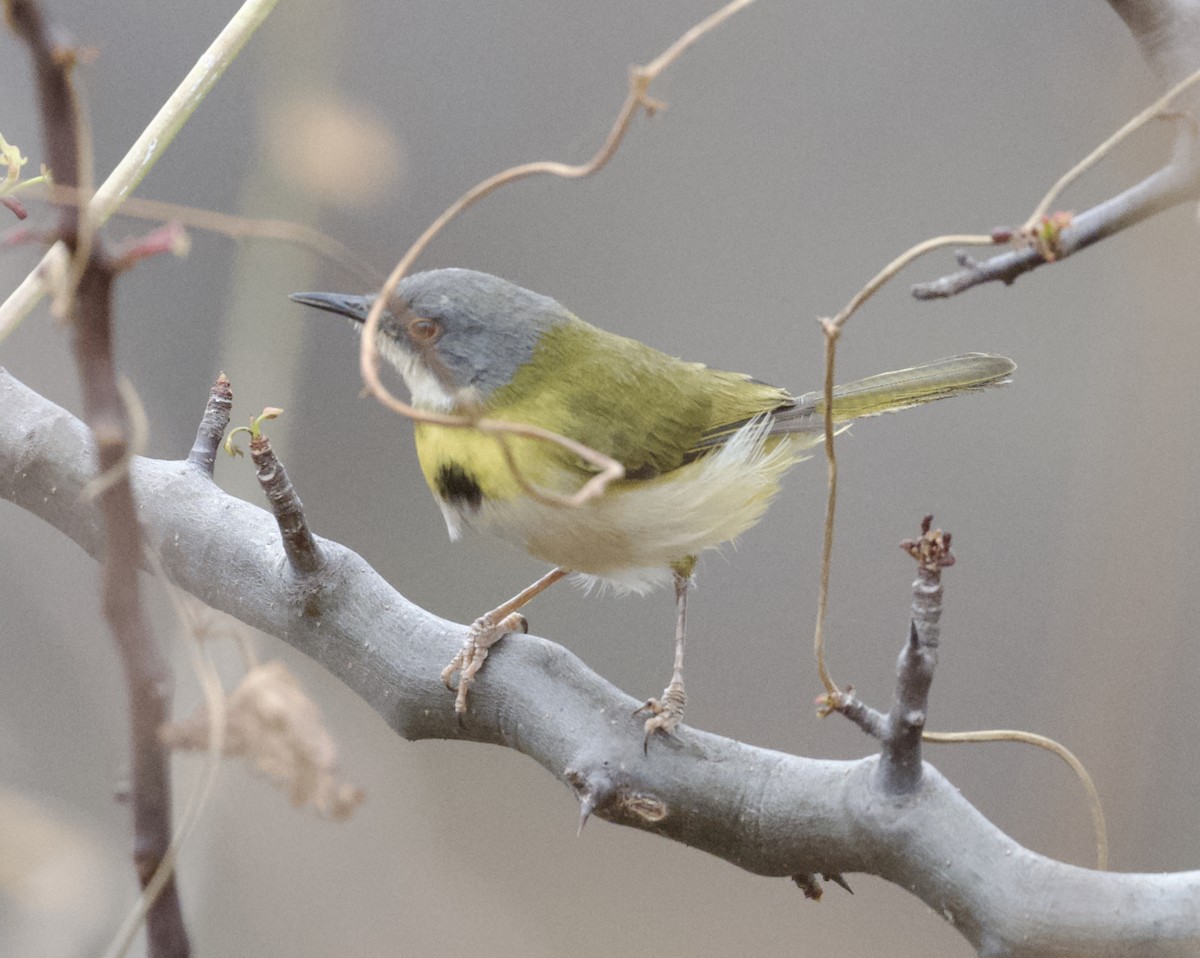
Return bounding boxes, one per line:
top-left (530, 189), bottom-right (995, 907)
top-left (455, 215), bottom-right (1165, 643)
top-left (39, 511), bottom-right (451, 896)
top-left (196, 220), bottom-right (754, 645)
top-left (376, 335), bottom-right (455, 412)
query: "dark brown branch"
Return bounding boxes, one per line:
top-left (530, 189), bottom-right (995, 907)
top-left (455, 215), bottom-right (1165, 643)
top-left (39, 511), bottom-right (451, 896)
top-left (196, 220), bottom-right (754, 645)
top-left (248, 430), bottom-right (323, 574)
top-left (2, 194), bottom-right (29, 219)
top-left (4, 0), bottom-right (79, 235)
top-left (4, 1), bottom-right (188, 954)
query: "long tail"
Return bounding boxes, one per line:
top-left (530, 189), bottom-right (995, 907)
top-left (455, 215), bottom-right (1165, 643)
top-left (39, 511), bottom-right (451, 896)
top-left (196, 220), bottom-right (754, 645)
top-left (771, 352), bottom-right (1015, 436)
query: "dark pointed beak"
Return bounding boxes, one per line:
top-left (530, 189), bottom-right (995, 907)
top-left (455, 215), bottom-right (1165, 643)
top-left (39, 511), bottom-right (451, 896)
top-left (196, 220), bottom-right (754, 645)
top-left (289, 291), bottom-right (375, 324)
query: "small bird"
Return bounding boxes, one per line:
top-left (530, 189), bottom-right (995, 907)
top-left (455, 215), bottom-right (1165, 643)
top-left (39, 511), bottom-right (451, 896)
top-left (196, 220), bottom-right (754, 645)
top-left (293, 269), bottom-right (1014, 746)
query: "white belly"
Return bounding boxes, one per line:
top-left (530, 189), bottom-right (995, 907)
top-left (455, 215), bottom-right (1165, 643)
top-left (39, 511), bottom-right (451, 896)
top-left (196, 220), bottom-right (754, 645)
top-left (441, 418), bottom-right (806, 594)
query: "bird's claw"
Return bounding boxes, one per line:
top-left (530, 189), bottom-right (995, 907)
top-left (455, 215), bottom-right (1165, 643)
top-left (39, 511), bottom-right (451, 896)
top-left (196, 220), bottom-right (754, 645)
top-left (634, 680), bottom-right (686, 753)
top-left (441, 611), bottom-right (528, 715)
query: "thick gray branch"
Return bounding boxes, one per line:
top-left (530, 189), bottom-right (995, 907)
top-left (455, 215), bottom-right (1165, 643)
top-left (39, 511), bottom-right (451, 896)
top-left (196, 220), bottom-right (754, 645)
top-left (1108, 0), bottom-right (1200, 89)
top-left (2, 366), bottom-right (1199, 957)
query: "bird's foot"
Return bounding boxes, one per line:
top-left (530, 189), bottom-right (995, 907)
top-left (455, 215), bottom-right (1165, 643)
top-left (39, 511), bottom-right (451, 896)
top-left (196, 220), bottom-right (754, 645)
top-left (634, 677), bottom-right (686, 753)
top-left (441, 611), bottom-right (528, 715)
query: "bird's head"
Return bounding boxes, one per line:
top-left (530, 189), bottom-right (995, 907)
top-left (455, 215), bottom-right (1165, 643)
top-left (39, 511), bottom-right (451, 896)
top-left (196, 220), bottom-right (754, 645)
top-left (291, 268), bottom-right (571, 412)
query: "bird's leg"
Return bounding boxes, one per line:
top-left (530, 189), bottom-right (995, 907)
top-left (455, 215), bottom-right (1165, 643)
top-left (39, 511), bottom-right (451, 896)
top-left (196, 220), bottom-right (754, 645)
top-left (442, 566), bottom-right (570, 715)
top-left (635, 569), bottom-right (691, 750)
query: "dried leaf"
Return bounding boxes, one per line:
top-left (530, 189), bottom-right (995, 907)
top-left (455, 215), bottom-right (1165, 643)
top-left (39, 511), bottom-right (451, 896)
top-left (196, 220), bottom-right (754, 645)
top-left (161, 660), bottom-right (364, 820)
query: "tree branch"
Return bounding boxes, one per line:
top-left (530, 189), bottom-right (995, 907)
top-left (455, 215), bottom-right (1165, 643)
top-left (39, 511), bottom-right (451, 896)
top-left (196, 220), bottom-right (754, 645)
top-left (3, 1), bottom-right (188, 953)
top-left (913, 0), bottom-right (1200, 301)
top-left (247, 424), bottom-right (322, 574)
top-left (911, 158), bottom-right (1199, 299)
top-left (0, 0), bottom-right (279, 341)
top-left (186, 372), bottom-right (232, 474)
top-left (2, 365), bottom-right (1198, 957)
top-left (1108, 0), bottom-right (1200, 90)
top-left (825, 518), bottom-right (950, 795)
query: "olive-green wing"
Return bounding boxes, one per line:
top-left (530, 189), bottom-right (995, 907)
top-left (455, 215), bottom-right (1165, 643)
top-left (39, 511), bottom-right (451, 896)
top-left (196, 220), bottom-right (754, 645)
top-left (489, 318), bottom-right (791, 479)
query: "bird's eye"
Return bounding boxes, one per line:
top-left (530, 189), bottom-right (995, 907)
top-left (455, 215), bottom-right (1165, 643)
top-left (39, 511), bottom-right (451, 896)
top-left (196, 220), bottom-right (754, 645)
top-left (407, 317), bottom-right (441, 344)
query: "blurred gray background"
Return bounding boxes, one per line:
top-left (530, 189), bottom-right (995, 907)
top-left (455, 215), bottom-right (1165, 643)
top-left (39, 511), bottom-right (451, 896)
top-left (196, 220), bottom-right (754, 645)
top-left (3, 1), bottom-right (1199, 955)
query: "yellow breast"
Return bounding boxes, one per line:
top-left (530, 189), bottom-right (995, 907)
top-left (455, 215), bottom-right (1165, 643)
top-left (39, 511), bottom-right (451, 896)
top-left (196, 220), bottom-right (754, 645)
top-left (415, 418), bottom-right (801, 593)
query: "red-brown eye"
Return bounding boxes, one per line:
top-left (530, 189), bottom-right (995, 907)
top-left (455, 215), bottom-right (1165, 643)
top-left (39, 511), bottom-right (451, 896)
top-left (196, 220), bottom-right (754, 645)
top-left (408, 317), bottom-right (441, 344)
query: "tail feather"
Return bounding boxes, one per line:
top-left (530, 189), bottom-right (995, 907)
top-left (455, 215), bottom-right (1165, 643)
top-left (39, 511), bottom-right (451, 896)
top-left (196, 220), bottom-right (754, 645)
top-left (770, 352), bottom-right (1015, 437)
